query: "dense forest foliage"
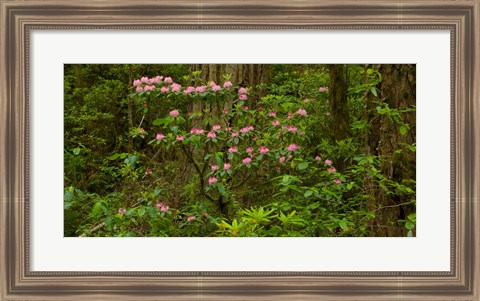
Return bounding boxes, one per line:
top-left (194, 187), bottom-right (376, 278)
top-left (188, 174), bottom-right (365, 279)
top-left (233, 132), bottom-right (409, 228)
top-left (64, 64), bottom-right (416, 237)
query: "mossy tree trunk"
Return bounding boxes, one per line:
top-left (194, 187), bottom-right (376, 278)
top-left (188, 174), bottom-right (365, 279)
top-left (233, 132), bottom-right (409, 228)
top-left (365, 64), bottom-right (416, 236)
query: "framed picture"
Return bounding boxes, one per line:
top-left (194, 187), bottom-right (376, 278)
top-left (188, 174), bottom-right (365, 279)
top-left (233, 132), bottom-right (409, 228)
top-left (1, 1), bottom-right (478, 300)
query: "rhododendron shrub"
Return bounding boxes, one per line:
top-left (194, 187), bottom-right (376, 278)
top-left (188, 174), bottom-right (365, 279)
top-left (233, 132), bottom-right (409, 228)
top-left (129, 74), bottom-right (342, 218)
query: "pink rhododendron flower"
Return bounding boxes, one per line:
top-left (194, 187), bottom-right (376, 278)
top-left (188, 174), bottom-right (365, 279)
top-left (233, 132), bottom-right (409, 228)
top-left (196, 85), bottom-right (207, 93)
top-left (169, 110), bottom-right (180, 117)
top-left (283, 125), bottom-right (297, 133)
top-left (325, 159), bottom-right (332, 166)
top-left (223, 81), bottom-right (233, 88)
top-left (164, 77), bottom-right (173, 84)
top-left (160, 205), bottom-right (169, 212)
top-left (208, 177), bottom-right (218, 184)
top-left (133, 79), bottom-right (142, 86)
top-left (228, 147), bottom-right (238, 153)
top-left (212, 125), bottom-right (221, 131)
top-left (242, 157), bottom-right (252, 165)
top-left (223, 163), bottom-right (231, 170)
top-left (145, 169), bottom-right (152, 175)
top-left (239, 94), bottom-right (248, 100)
top-left (118, 208), bottom-right (127, 214)
top-left (183, 86), bottom-right (195, 94)
top-left (240, 126), bottom-right (254, 134)
top-left (209, 81), bottom-right (217, 87)
top-left (207, 132), bottom-right (216, 139)
top-left (211, 84), bottom-right (221, 92)
top-left (155, 202), bottom-right (163, 207)
top-left (272, 120), bottom-right (280, 126)
top-left (315, 156), bottom-right (321, 161)
top-left (297, 109), bottom-right (307, 116)
top-left (287, 112), bottom-right (293, 119)
top-left (279, 156), bottom-right (286, 163)
top-left (161, 86), bottom-right (169, 93)
top-left (144, 85), bottom-right (155, 91)
top-left (150, 76), bottom-right (162, 84)
top-left (187, 215), bottom-right (196, 222)
top-left (246, 147), bottom-right (254, 153)
top-left (319, 86), bottom-right (328, 92)
top-left (259, 146), bottom-right (269, 154)
top-left (269, 111), bottom-right (277, 117)
top-left (225, 126), bottom-right (232, 131)
top-left (171, 83), bottom-right (182, 92)
top-left (334, 178), bottom-right (342, 184)
top-left (328, 167), bottom-right (337, 173)
top-left (211, 164), bottom-right (218, 171)
top-left (231, 132), bottom-right (239, 137)
top-left (136, 86), bottom-right (143, 92)
top-left (287, 144), bottom-right (299, 152)
top-left (176, 135), bottom-right (184, 141)
top-left (190, 128), bottom-right (204, 135)
top-left (238, 87), bottom-right (247, 94)
top-left (156, 133), bottom-right (165, 140)
top-left (140, 77), bottom-right (149, 83)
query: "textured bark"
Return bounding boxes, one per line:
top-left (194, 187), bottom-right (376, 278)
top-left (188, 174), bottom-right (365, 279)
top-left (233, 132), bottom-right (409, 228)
top-left (328, 64), bottom-right (350, 141)
top-left (366, 64), bottom-right (416, 236)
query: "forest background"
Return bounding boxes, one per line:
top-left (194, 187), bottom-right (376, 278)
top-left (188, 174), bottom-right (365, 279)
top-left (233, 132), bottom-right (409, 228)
top-left (64, 64), bottom-right (416, 237)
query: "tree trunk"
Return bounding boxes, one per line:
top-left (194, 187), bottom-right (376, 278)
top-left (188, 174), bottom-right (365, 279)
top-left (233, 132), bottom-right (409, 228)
top-left (366, 64), bottom-right (416, 236)
top-left (328, 64), bottom-right (350, 141)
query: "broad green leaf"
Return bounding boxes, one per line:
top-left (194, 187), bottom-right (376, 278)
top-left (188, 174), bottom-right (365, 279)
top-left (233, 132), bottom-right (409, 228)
top-left (91, 202), bottom-right (103, 217)
top-left (370, 87), bottom-right (378, 96)
top-left (405, 221), bottom-right (415, 230)
top-left (297, 162), bottom-right (309, 170)
top-left (399, 125), bottom-right (407, 135)
top-left (72, 147), bottom-right (81, 155)
top-left (339, 220), bottom-right (349, 231)
top-left (304, 190), bottom-right (313, 197)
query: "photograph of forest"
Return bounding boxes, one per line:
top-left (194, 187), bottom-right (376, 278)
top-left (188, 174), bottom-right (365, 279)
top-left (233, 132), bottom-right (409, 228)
top-left (64, 64), bottom-right (416, 237)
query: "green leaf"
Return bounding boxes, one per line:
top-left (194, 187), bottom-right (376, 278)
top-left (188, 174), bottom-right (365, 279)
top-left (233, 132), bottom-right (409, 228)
top-left (339, 220), bottom-right (349, 231)
top-left (370, 87), bottom-right (378, 97)
top-left (217, 184), bottom-right (227, 196)
top-left (399, 125), bottom-right (407, 135)
top-left (297, 162), bottom-right (309, 170)
top-left (304, 190), bottom-right (313, 197)
top-left (405, 221), bottom-right (415, 230)
top-left (72, 147), bottom-right (81, 155)
top-left (407, 230), bottom-right (413, 237)
top-left (91, 202), bottom-right (103, 217)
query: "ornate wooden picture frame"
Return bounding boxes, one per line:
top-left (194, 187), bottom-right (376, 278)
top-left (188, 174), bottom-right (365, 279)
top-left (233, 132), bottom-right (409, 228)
top-left (1, 1), bottom-right (478, 300)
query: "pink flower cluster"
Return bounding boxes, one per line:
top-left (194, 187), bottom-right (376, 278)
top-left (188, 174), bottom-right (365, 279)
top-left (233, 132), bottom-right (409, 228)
top-left (297, 109), bottom-right (307, 116)
top-left (133, 76), bottom-right (239, 95)
top-left (287, 144), bottom-right (299, 152)
top-left (208, 176), bottom-right (218, 184)
top-left (282, 125), bottom-right (298, 133)
top-left (319, 86), bottom-right (329, 92)
top-left (238, 87), bottom-right (248, 100)
top-left (242, 157), bottom-right (252, 165)
top-left (169, 110), bottom-right (180, 117)
top-left (190, 128), bottom-right (204, 135)
top-left (212, 125), bottom-right (221, 131)
top-left (259, 146), bottom-right (269, 154)
top-left (118, 208), bottom-right (127, 214)
top-left (240, 125), bottom-right (254, 134)
top-left (207, 132), bottom-right (216, 139)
